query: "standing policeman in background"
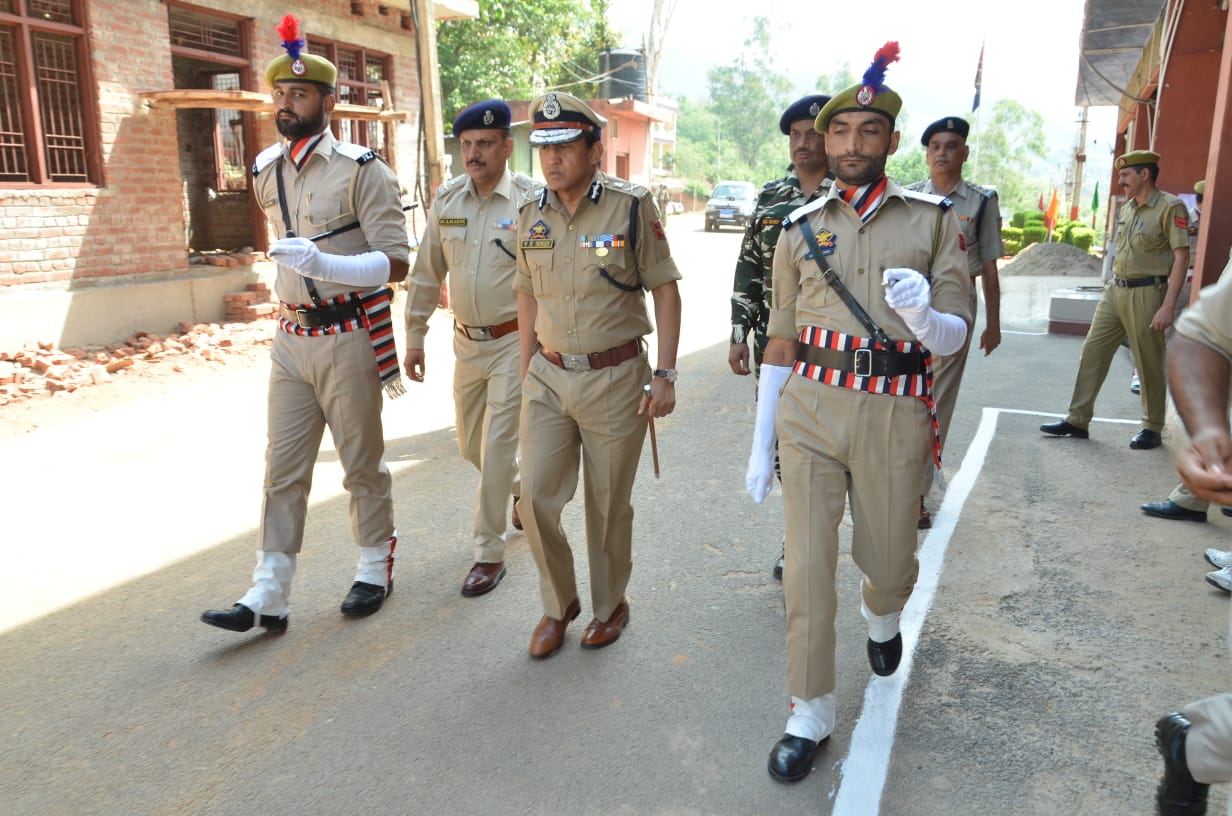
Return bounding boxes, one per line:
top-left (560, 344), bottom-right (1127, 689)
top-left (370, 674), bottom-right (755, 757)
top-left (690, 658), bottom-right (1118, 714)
top-left (729, 93), bottom-right (832, 578)
top-left (202, 15), bottom-right (409, 633)
top-left (1040, 150), bottom-right (1189, 450)
top-left (405, 100), bottom-right (534, 598)
top-left (907, 116), bottom-right (1003, 528)
top-left (515, 92), bottom-right (682, 659)
top-left (745, 43), bottom-right (971, 782)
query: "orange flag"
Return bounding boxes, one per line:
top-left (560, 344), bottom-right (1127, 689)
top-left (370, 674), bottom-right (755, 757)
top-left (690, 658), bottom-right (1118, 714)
top-left (1044, 188), bottom-right (1060, 231)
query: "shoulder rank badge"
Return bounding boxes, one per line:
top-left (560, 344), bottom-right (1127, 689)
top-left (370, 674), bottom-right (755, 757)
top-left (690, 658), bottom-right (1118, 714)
top-left (521, 219), bottom-right (554, 250)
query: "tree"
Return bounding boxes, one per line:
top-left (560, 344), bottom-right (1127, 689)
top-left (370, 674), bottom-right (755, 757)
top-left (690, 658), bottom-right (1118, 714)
top-left (970, 99), bottom-right (1047, 213)
top-left (887, 148), bottom-right (927, 186)
top-left (706, 17), bottom-right (792, 181)
top-left (645, 0), bottom-right (678, 99)
top-left (815, 64), bottom-right (856, 95)
top-left (436, 0), bottom-right (616, 123)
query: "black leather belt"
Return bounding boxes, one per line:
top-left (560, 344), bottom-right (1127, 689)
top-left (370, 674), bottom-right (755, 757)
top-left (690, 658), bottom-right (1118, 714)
top-left (1113, 276), bottom-right (1167, 288)
top-left (280, 299), bottom-right (362, 329)
top-left (796, 342), bottom-right (925, 378)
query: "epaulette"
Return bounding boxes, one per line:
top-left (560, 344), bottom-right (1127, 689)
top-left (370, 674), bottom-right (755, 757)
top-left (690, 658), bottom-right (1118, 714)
top-left (900, 188), bottom-right (952, 210)
top-left (434, 173), bottom-right (468, 198)
top-left (511, 172), bottom-right (537, 195)
top-left (784, 195), bottom-right (826, 228)
top-left (760, 178), bottom-right (781, 194)
top-left (252, 143), bottom-right (281, 176)
top-left (334, 142), bottom-right (378, 165)
top-left (965, 180), bottom-right (997, 201)
top-left (601, 176), bottom-right (647, 200)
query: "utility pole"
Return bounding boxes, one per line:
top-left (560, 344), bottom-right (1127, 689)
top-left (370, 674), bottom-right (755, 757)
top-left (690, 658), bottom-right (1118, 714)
top-left (413, 0), bottom-right (447, 200)
top-left (1071, 106), bottom-right (1089, 223)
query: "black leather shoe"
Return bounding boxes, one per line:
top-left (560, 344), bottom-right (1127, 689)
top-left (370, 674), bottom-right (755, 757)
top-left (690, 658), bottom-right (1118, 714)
top-left (340, 581), bottom-right (390, 617)
top-left (1156, 712), bottom-right (1209, 815)
top-left (1141, 500), bottom-right (1207, 522)
top-left (200, 603), bottom-right (287, 633)
top-left (1222, 507), bottom-right (1232, 519)
top-left (773, 555), bottom-right (784, 580)
top-left (868, 633), bottom-right (903, 677)
top-left (1040, 420), bottom-right (1089, 439)
top-left (768, 733), bottom-right (828, 782)
top-left (1131, 429), bottom-right (1163, 450)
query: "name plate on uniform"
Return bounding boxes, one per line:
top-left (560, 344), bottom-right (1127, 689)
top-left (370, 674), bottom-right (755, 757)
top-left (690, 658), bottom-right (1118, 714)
top-left (520, 239), bottom-right (554, 249)
top-left (438, 217), bottom-right (467, 226)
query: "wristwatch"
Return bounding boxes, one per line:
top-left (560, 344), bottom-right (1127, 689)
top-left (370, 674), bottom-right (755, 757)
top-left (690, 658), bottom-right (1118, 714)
top-left (653, 368), bottom-right (678, 383)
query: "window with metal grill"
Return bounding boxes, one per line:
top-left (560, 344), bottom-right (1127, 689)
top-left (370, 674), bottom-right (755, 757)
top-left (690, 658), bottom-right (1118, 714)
top-left (0, 0), bottom-right (97, 184)
top-left (307, 38), bottom-right (391, 155)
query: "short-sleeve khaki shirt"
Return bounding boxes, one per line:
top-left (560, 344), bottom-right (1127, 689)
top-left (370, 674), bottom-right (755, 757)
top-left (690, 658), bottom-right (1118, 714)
top-left (769, 180), bottom-right (972, 343)
top-left (405, 168), bottom-right (535, 347)
top-left (515, 171), bottom-right (681, 354)
top-left (908, 178), bottom-right (1003, 277)
top-left (1112, 189), bottom-right (1189, 279)
top-left (253, 131), bottom-right (409, 305)
top-left (1176, 256), bottom-right (1232, 360)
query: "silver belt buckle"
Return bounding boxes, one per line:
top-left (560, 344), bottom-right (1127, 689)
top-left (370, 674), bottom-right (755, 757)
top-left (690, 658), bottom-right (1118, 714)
top-left (467, 325), bottom-right (492, 341)
top-left (560, 353), bottom-right (591, 371)
top-left (854, 348), bottom-right (873, 377)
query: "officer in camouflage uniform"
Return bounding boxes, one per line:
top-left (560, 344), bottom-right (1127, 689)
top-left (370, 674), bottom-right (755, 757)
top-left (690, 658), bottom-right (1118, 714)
top-left (728, 94), bottom-right (831, 579)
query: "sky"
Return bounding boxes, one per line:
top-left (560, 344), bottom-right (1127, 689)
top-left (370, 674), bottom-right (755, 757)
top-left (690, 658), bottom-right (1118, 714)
top-left (605, 0), bottom-right (1119, 196)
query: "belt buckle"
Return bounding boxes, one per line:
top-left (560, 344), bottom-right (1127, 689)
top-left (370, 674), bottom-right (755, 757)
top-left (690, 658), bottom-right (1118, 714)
top-left (854, 348), bottom-right (873, 377)
top-left (1114, 277), bottom-right (1128, 288)
top-left (560, 353), bottom-right (591, 371)
top-left (294, 308), bottom-right (313, 328)
top-left (468, 325), bottom-right (492, 341)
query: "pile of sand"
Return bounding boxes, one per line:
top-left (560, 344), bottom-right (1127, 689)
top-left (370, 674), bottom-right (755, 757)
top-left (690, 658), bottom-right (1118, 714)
top-left (1000, 242), bottom-right (1102, 277)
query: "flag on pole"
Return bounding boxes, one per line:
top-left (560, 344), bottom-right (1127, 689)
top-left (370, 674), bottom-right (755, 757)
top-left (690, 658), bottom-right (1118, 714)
top-left (1045, 188), bottom-right (1060, 232)
top-left (1038, 192), bottom-right (1045, 212)
top-left (1090, 181), bottom-right (1100, 228)
top-left (972, 42), bottom-right (984, 112)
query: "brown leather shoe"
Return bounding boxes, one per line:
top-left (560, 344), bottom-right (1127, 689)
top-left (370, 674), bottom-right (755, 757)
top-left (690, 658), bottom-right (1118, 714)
top-left (511, 497), bottom-right (523, 531)
top-left (460, 561), bottom-right (506, 597)
top-left (580, 600), bottom-right (630, 650)
top-left (528, 598), bottom-right (581, 659)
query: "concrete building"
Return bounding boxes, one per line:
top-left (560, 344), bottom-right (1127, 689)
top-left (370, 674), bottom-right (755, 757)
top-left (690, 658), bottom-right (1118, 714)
top-left (0, 0), bottom-right (474, 350)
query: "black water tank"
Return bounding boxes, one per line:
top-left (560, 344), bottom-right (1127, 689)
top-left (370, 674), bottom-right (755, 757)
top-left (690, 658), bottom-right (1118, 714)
top-left (600, 49), bottom-right (646, 102)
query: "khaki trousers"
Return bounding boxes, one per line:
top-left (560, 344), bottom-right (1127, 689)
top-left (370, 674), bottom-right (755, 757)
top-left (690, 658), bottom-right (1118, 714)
top-left (453, 330), bottom-right (522, 563)
top-left (924, 281), bottom-right (978, 494)
top-left (260, 329), bottom-right (394, 554)
top-left (778, 376), bottom-right (931, 699)
top-left (518, 351), bottom-right (649, 622)
top-left (1181, 693), bottom-right (1232, 784)
top-left (1067, 280), bottom-right (1167, 432)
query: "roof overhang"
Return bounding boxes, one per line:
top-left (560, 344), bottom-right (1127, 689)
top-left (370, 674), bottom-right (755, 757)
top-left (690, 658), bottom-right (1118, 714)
top-left (139, 90), bottom-right (411, 121)
top-left (1075, 0), bottom-right (1166, 106)
top-left (379, 0), bottom-right (479, 21)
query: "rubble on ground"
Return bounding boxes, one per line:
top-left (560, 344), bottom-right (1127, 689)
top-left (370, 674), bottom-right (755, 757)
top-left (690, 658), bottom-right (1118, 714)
top-left (1001, 241), bottom-right (1103, 277)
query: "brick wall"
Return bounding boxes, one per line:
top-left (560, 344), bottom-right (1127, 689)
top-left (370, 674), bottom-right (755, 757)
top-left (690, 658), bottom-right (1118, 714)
top-left (0, 0), bottom-right (423, 292)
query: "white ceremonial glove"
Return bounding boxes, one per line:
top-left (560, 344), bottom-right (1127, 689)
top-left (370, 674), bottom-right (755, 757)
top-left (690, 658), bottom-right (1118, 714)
top-left (269, 237), bottom-right (390, 288)
top-left (746, 363), bottom-right (792, 504)
top-left (881, 267), bottom-right (968, 356)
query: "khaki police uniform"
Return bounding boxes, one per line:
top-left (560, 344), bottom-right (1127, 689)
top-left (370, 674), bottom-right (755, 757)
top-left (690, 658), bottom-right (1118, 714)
top-left (1065, 188), bottom-right (1188, 434)
top-left (907, 177), bottom-right (1002, 484)
top-left (1171, 259), bottom-right (1232, 786)
top-left (515, 171), bottom-right (681, 622)
top-left (252, 130), bottom-right (410, 554)
top-left (406, 168), bottom-right (535, 563)
top-left (769, 179), bottom-right (971, 699)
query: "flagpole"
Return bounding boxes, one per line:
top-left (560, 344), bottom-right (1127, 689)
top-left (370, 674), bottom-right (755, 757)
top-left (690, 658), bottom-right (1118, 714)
top-left (971, 39), bottom-right (985, 182)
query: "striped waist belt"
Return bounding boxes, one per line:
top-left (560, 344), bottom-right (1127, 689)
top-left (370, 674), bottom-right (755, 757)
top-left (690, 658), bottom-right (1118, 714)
top-left (540, 339), bottom-right (640, 371)
top-left (280, 300), bottom-right (363, 329)
top-left (1113, 276), bottom-right (1167, 288)
top-left (456, 317), bottom-right (519, 341)
top-left (796, 342), bottom-right (926, 378)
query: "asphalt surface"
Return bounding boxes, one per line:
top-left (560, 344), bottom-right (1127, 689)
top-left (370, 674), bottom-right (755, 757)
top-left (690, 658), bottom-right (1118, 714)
top-left (2, 212), bottom-right (1229, 815)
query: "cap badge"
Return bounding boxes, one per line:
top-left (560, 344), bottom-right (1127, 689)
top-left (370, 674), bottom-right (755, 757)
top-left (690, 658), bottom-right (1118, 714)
top-left (856, 86), bottom-right (875, 107)
top-left (543, 94), bottom-right (561, 120)
top-left (946, 118), bottom-right (954, 129)
top-left (291, 59), bottom-right (306, 76)
top-left (483, 109), bottom-right (494, 126)
top-left (808, 102), bottom-right (821, 116)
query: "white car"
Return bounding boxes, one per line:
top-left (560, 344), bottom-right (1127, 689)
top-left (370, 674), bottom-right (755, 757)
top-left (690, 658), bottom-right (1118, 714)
top-left (704, 181), bottom-right (756, 232)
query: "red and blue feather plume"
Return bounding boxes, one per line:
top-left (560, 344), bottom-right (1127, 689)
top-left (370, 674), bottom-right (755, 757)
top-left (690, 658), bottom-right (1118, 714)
top-left (275, 14), bottom-right (305, 62)
top-left (861, 41), bottom-right (901, 94)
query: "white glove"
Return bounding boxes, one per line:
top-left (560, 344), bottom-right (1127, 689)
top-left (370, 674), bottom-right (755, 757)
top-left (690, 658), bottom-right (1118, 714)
top-left (881, 267), bottom-right (968, 356)
top-left (746, 364), bottom-right (792, 503)
top-left (269, 237), bottom-right (390, 288)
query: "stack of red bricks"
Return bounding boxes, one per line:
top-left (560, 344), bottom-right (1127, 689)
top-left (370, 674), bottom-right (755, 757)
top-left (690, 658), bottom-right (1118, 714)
top-left (0, 321), bottom-right (274, 406)
top-left (224, 282), bottom-right (278, 322)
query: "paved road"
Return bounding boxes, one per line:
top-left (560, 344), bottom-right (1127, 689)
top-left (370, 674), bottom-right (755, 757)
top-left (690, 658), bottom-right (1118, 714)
top-left (2, 213), bottom-right (1228, 814)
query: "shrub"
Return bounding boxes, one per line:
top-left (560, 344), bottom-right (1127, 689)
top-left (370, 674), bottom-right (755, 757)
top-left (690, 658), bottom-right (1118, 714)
top-left (1011, 211), bottom-right (1027, 229)
top-left (1001, 226), bottom-right (1024, 243)
top-left (1024, 213), bottom-right (1046, 226)
top-left (1022, 225), bottom-right (1046, 247)
top-left (1003, 240), bottom-right (1022, 256)
top-left (1071, 228), bottom-right (1095, 252)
